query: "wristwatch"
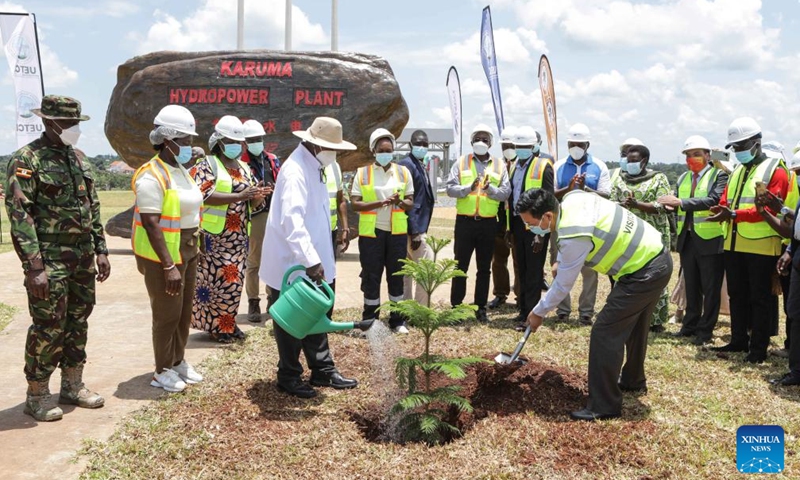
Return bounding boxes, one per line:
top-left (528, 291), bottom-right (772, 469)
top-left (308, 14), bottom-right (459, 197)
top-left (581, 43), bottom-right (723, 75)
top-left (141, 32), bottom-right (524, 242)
top-left (780, 206), bottom-right (793, 219)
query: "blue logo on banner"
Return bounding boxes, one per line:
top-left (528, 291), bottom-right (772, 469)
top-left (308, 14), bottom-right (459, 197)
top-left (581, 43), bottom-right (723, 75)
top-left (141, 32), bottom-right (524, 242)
top-left (737, 425), bottom-right (784, 474)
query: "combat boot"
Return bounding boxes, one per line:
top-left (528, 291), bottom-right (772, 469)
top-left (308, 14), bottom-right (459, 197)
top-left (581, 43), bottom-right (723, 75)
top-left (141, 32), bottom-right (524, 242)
top-left (59, 364), bottom-right (104, 408)
top-left (24, 379), bottom-right (63, 422)
top-left (247, 298), bottom-right (262, 323)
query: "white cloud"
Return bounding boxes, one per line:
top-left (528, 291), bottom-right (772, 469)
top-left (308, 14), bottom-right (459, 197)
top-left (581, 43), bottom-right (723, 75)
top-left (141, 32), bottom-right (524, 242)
top-left (129, 0), bottom-right (327, 54)
top-left (41, 1), bottom-right (140, 18)
top-left (460, 77), bottom-right (490, 97)
top-left (442, 27), bottom-right (548, 65)
top-left (498, 0), bottom-right (779, 70)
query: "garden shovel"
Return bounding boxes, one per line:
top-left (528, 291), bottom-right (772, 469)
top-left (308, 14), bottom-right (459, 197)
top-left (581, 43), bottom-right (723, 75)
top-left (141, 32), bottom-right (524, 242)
top-left (494, 325), bottom-right (531, 365)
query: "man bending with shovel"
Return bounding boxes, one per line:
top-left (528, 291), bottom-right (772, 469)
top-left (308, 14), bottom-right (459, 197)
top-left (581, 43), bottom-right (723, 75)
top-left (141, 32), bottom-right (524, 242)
top-left (516, 189), bottom-right (672, 421)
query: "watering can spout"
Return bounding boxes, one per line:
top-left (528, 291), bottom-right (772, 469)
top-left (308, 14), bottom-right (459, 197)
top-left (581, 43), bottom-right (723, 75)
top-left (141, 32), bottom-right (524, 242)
top-left (307, 318), bottom-right (356, 336)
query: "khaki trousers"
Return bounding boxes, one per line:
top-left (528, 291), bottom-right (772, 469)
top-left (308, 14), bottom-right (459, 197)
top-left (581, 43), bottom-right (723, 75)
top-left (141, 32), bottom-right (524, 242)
top-left (403, 233), bottom-right (434, 305)
top-left (137, 229), bottom-right (199, 374)
top-left (245, 211), bottom-right (269, 301)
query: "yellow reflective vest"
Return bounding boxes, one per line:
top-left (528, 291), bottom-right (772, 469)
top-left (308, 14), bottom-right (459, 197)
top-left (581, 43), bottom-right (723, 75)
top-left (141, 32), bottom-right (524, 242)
top-left (131, 156), bottom-right (183, 264)
top-left (676, 167), bottom-right (725, 240)
top-left (200, 155), bottom-right (252, 235)
top-left (325, 162), bottom-right (341, 231)
top-left (356, 163), bottom-right (410, 237)
top-left (557, 191), bottom-right (663, 280)
top-left (456, 154), bottom-right (504, 218)
top-left (507, 155), bottom-right (552, 229)
top-left (724, 157), bottom-right (786, 249)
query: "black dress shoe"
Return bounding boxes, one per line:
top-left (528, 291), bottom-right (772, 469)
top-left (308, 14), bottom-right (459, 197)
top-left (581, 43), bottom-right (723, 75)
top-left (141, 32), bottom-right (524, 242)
top-left (672, 330), bottom-right (694, 338)
top-left (692, 335), bottom-right (713, 346)
top-left (618, 383), bottom-right (648, 395)
top-left (710, 343), bottom-right (749, 353)
top-left (310, 372), bottom-right (358, 390)
top-left (744, 353), bottom-right (766, 364)
top-left (569, 408), bottom-right (621, 421)
top-left (774, 373), bottom-right (800, 386)
top-left (476, 308), bottom-right (489, 323)
top-left (650, 325), bottom-right (665, 333)
top-left (579, 315), bottom-right (592, 326)
top-left (277, 380), bottom-right (317, 398)
top-left (487, 296), bottom-right (506, 309)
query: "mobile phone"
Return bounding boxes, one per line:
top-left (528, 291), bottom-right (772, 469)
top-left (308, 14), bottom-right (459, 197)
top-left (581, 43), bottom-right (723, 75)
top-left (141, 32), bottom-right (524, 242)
top-left (710, 150), bottom-right (731, 173)
top-left (755, 181), bottom-right (768, 197)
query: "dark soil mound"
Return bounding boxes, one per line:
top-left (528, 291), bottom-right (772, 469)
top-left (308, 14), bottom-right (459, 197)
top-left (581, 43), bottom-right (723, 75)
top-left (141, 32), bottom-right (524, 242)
top-left (349, 358), bottom-right (588, 444)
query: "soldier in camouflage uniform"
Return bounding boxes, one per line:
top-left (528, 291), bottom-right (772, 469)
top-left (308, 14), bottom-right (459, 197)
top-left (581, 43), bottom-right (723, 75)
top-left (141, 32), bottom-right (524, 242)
top-left (4, 95), bottom-right (111, 421)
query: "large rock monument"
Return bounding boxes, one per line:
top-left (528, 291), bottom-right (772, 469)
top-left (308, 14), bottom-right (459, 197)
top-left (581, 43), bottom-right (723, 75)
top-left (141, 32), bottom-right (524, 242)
top-left (105, 50), bottom-right (408, 238)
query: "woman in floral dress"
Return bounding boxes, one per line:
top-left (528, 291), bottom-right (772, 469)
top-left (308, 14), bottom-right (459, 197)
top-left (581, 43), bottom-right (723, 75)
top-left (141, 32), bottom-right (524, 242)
top-left (610, 144), bottom-right (672, 332)
top-left (190, 116), bottom-right (268, 343)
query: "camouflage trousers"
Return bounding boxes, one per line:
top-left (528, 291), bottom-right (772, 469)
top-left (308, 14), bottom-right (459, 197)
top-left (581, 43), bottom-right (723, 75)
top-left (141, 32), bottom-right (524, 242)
top-left (24, 244), bottom-right (96, 381)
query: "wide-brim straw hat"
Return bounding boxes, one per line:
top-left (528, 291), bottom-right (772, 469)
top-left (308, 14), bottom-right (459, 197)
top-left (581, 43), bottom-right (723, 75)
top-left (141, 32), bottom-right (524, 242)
top-left (292, 116), bottom-right (356, 150)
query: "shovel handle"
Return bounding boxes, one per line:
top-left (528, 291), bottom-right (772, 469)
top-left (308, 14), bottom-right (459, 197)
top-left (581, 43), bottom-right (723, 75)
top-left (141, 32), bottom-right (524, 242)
top-left (507, 325), bottom-right (532, 363)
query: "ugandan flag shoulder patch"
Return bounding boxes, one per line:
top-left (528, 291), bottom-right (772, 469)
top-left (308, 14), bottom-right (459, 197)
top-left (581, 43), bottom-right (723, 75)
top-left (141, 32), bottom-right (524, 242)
top-left (15, 167), bottom-right (32, 179)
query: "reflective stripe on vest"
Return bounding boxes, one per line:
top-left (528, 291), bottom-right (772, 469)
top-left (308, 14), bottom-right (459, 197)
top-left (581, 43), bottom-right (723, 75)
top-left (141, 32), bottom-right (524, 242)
top-left (610, 168), bottom-right (621, 185)
top-left (557, 191), bottom-right (663, 280)
top-left (357, 164), bottom-right (409, 237)
top-left (325, 162), bottom-right (340, 231)
top-left (507, 156), bottom-right (551, 229)
top-left (131, 156), bottom-right (183, 264)
top-left (676, 168), bottom-right (725, 240)
top-left (727, 158), bottom-right (785, 240)
top-left (456, 154), bottom-right (503, 217)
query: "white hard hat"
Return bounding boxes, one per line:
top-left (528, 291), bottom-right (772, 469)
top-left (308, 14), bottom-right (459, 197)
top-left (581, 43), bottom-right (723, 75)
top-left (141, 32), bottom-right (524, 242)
top-left (215, 115), bottom-right (245, 141)
top-left (153, 105), bottom-right (197, 136)
top-left (500, 126), bottom-right (517, 143)
top-left (369, 127), bottom-right (396, 151)
top-left (243, 119), bottom-right (266, 138)
top-left (791, 151), bottom-right (800, 170)
top-left (725, 117), bottom-right (761, 148)
top-left (513, 126), bottom-right (537, 146)
top-left (621, 137), bottom-right (644, 148)
top-left (470, 123), bottom-right (494, 144)
top-left (762, 141), bottom-right (786, 161)
top-left (682, 135), bottom-right (711, 153)
top-left (793, 140), bottom-right (800, 155)
top-left (567, 123), bottom-right (591, 143)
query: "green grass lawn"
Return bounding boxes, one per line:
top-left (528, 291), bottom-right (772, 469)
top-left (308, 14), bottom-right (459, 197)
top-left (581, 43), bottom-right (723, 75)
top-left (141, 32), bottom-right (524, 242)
top-left (0, 302), bottom-right (16, 333)
top-left (78, 261), bottom-right (800, 479)
top-left (0, 190), bottom-right (134, 254)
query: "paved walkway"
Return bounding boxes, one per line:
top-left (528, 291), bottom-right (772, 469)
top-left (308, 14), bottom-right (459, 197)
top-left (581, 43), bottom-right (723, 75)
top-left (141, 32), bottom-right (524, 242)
top-left (0, 220), bottom-right (481, 479)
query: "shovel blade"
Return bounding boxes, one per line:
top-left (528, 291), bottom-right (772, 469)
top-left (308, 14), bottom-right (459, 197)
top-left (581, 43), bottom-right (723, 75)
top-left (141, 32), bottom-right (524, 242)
top-left (494, 352), bottom-right (527, 365)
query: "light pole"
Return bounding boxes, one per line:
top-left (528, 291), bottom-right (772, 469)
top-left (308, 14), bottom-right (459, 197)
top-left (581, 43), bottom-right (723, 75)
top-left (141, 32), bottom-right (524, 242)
top-left (331, 0), bottom-right (338, 51)
top-left (237, 0), bottom-right (244, 49)
top-left (285, 0), bottom-right (292, 50)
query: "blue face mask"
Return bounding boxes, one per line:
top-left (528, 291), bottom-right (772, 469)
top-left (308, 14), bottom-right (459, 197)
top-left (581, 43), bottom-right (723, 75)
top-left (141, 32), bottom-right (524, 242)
top-left (176, 145), bottom-right (193, 165)
top-left (626, 162), bottom-right (642, 175)
top-left (516, 148), bottom-right (534, 160)
top-left (247, 141), bottom-right (264, 156)
top-left (532, 144), bottom-right (541, 154)
top-left (375, 152), bottom-right (393, 166)
top-left (528, 214), bottom-right (551, 235)
top-left (223, 143), bottom-right (242, 159)
top-left (412, 145), bottom-right (428, 159)
top-left (735, 145), bottom-right (757, 164)
top-left (619, 156), bottom-right (628, 170)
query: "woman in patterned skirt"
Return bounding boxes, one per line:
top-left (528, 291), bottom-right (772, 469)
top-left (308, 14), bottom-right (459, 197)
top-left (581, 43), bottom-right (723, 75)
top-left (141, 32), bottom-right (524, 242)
top-left (190, 116), bottom-right (269, 343)
top-left (610, 144), bottom-right (672, 332)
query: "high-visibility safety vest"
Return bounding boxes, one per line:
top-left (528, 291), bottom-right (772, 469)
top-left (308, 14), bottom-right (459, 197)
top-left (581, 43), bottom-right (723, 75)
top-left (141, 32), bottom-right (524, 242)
top-left (325, 162), bottom-right (342, 231)
top-left (725, 157), bottom-right (786, 242)
top-left (131, 156), bottom-right (184, 264)
top-left (507, 155), bottom-right (552, 229)
top-left (676, 168), bottom-right (725, 240)
top-left (456, 154), bottom-right (504, 218)
top-left (610, 167), bottom-right (621, 185)
top-left (356, 163), bottom-right (410, 237)
top-left (200, 155), bottom-right (252, 235)
top-left (785, 170), bottom-right (799, 212)
top-left (557, 191), bottom-right (663, 280)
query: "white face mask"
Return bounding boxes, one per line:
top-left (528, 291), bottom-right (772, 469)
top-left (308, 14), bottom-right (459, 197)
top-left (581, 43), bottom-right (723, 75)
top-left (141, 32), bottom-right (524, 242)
top-left (473, 141), bottom-right (489, 156)
top-left (502, 148), bottom-right (516, 160)
top-left (55, 123), bottom-right (81, 146)
top-left (569, 146), bottom-right (586, 160)
top-left (316, 150), bottom-right (337, 167)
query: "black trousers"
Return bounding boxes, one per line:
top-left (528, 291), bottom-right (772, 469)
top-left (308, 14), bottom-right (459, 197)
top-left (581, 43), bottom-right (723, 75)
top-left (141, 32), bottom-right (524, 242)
top-left (511, 215), bottom-right (549, 315)
top-left (588, 250), bottom-right (672, 415)
top-left (786, 251), bottom-right (800, 374)
top-left (359, 230), bottom-right (407, 328)
top-left (679, 233), bottom-right (724, 339)
top-left (451, 216), bottom-right (497, 308)
top-left (270, 283), bottom-right (337, 384)
top-left (780, 245), bottom-right (793, 350)
top-left (724, 251), bottom-right (779, 357)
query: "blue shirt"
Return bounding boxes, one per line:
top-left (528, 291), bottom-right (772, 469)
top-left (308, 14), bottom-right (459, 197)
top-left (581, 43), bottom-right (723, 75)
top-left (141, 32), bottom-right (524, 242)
top-left (556, 154), bottom-right (603, 191)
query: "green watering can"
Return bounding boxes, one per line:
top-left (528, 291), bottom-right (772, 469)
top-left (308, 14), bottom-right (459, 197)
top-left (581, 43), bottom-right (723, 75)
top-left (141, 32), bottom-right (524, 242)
top-left (269, 265), bottom-right (375, 339)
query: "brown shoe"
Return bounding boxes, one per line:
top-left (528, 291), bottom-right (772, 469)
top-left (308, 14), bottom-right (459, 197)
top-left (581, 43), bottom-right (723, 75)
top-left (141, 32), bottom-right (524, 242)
top-left (59, 365), bottom-right (104, 408)
top-left (25, 379), bottom-right (63, 421)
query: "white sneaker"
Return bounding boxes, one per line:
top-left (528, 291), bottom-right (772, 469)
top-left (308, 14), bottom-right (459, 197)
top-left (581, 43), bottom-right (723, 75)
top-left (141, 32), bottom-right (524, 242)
top-left (151, 369), bottom-right (187, 392)
top-left (173, 360), bottom-right (203, 384)
top-left (392, 325), bottom-right (410, 334)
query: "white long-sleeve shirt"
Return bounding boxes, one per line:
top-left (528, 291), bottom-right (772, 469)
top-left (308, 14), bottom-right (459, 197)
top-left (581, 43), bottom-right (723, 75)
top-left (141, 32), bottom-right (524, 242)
top-left (532, 236), bottom-right (594, 317)
top-left (260, 144), bottom-right (336, 289)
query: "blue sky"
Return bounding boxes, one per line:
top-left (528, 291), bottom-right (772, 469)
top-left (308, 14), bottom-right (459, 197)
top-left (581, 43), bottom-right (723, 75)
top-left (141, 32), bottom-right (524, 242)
top-left (0, 0), bottom-right (798, 164)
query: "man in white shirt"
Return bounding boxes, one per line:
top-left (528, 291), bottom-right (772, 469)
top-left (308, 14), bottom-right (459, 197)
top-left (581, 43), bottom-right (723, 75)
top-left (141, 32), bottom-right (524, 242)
top-left (260, 117), bottom-right (358, 398)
